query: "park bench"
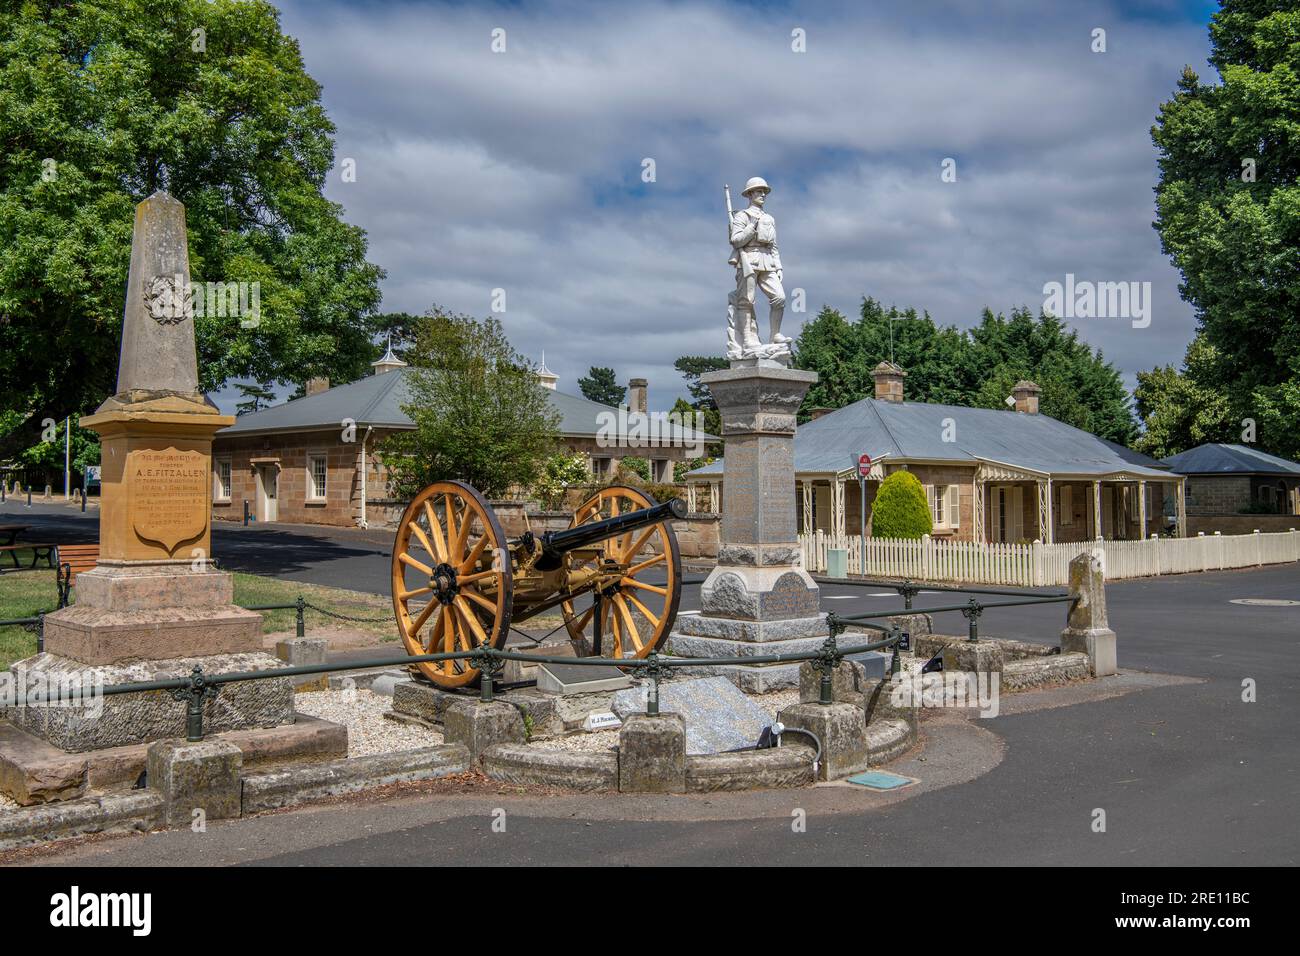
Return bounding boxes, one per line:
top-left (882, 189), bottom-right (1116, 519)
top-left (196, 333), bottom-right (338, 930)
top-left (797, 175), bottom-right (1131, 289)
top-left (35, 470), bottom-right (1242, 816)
top-left (55, 543), bottom-right (100, 608)
top-left (0, 542), bottom-right (58, 572)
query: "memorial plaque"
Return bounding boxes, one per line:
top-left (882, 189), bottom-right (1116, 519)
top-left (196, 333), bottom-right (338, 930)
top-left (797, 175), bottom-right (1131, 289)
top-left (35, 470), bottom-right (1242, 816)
top-left (127, 446), bottom-right (209, 553)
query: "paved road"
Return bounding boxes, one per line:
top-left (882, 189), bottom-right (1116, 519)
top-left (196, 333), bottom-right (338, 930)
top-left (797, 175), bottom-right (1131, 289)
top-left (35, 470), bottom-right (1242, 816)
top-left (5, 499), bottom-right (1299, 865)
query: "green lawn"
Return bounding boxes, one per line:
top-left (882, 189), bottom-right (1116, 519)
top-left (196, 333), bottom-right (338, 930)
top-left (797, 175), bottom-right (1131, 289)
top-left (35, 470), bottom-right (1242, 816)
top-left (0, 569), bottom-right (399, 671)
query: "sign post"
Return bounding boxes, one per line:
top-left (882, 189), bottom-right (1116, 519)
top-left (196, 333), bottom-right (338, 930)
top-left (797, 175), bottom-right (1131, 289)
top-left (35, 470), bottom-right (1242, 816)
top-left (857, 453), bottom-right (872, 576)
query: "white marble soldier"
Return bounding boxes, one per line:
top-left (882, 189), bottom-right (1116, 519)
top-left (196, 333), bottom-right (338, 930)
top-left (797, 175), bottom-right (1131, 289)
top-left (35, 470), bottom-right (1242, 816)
top-left (727, 177), bottom-right (790, 360)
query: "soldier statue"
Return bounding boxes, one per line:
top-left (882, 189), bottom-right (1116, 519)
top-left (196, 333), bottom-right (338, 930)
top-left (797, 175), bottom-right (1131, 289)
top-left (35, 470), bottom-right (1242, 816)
top-left (726, 176), bottom-right (790, 362)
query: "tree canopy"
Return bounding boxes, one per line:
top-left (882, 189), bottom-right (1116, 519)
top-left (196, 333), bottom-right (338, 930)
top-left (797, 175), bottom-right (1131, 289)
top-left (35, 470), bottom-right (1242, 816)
top-left (0, 0), bottom-right (383, 440)
top-left (1141, 0), bottom-right (1300, 459)
top-left (381, 310), bottom-right (560, 499)
top-left (792, 299), bottom-right (1137, 443)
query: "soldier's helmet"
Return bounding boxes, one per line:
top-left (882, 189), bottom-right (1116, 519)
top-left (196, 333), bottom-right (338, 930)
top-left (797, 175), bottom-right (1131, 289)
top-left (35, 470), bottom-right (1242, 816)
top-left (741, 177), bottom-right (771, 197)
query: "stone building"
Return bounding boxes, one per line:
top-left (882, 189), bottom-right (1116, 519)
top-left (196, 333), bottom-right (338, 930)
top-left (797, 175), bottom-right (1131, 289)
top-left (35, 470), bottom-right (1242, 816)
top-left (211, 350), bottom-right (711, 529)
top-left (1160, 443), bottom-right (1300, 532)
top-left (687, 361), bottom-right (1185, 543)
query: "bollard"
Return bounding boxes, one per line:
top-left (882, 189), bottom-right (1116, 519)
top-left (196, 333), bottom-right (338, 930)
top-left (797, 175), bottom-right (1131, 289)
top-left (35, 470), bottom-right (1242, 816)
top-left (81, 485), bottom-right (86, 513)
top-left (889, 625), bottom-right (902, 677)
top-left (295, 595), bottom-right (305, 638)
top-left (243, 499), bottom-right (250, 526)
top-left (36, 611), bottom-right (45, 654)
top-left (27, 485), bottom-right (31, 506)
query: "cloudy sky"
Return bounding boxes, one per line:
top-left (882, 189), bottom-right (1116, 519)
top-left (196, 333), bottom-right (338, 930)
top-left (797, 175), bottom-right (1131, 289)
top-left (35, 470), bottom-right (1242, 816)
top-left (219, 0), bottom-right (1220, 413)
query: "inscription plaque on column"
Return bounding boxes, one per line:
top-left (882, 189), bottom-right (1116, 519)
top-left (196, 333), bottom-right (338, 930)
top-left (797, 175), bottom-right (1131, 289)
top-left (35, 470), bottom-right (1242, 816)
top-left (127, 446), bottom-right (209, 554)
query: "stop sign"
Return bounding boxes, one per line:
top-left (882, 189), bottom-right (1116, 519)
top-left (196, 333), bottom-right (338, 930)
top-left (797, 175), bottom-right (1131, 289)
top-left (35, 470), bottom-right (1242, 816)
top-left (858, 453), bottom-right (872, 476)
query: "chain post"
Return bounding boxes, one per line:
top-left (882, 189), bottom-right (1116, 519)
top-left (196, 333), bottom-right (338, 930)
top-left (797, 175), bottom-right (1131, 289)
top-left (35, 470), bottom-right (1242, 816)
top-left (171, 665), bottom-right (219, 742)
top-left (647, 658), bottom-right (661, 716)
top-left (813, 612), bottom-right (846, 706)
top-left (296, 595), bottom-right (305, 637)
top-left (961, 597), bottom-right (983, 642)
top-left (632, 652), bottom-right (671, 716)
top-left (898, 580), bottom-right (920, 610)
top-left (889, 625), bottom-right (902, 677)
top-left (474, 646), bottom-right (503, 702)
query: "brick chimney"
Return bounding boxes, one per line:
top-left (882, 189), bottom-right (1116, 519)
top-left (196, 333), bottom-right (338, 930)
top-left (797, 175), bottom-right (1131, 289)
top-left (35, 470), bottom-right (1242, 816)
top-left (1012, 380), bottom-right (1041, 414)
top-left (305, 376), bottom-right (330, 396)
top-left (628, 377), bottom-right (648, 413)
top-left (872, 361), bottom-right (907, 403)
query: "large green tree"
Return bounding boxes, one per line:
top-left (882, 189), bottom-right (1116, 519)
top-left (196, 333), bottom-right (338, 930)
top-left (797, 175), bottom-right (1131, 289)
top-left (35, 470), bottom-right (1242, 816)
top-left (0, 0), bottom-right (383, 437)
top-left (1144, 0), bottom-right (1300, 458)
top-left (381, 310), bottom-right (560, 499)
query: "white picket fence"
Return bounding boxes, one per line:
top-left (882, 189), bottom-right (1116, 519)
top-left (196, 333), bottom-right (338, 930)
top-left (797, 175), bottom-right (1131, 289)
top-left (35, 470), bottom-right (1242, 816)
top-left (798, 529), bottom-right (1300, 586)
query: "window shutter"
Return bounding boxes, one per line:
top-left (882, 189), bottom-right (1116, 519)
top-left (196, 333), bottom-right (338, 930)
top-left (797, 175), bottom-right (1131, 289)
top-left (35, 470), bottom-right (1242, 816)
top-left (947, 485), bottom-right (960, 527)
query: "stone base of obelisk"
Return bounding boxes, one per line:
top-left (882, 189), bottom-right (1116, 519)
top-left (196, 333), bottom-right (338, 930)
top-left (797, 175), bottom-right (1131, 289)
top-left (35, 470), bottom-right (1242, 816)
top-left (7, 564), bottom-right (295, 751)
top-left (5, 651), bottom-right (295, 752)
top-left (41, 565), bottom-right (265, 665)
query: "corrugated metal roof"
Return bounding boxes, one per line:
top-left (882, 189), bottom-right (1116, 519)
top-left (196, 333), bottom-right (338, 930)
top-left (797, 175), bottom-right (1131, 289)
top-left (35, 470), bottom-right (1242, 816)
top-left (687, 397), bottom-right (1171, 479)
top-left (218, 369), bottom-right (714, 442)
top-left (1160, 443), bottom-right (1300, 476)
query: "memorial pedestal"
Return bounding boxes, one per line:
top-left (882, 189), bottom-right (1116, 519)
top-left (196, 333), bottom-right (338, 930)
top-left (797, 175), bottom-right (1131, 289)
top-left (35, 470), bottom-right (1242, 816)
top-left (665, 365), bottom-right (828, 691)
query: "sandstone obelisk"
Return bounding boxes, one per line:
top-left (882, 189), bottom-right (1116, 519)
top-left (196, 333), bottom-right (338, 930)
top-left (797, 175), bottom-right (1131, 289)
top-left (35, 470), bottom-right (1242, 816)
top-left (10, 191), bottom-right (293, 752)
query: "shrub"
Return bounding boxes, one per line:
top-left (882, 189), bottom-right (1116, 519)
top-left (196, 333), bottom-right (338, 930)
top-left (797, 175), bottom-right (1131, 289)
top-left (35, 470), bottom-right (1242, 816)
top-left (533, 453), bottom-right (591, 510)
top-left (871, 471), bottom-right (933, 539)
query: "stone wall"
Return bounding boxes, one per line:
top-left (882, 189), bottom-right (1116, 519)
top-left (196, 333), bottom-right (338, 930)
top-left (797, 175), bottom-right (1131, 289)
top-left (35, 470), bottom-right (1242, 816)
top-left (1184, 475), bottom-right (1250, 515)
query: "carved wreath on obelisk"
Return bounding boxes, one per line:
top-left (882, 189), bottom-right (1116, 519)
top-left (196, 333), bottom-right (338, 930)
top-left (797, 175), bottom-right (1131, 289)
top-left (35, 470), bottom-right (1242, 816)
top-left (144, 274), bottom-right (193, 326)
top-left (725, 177), bottom-right (791, 363)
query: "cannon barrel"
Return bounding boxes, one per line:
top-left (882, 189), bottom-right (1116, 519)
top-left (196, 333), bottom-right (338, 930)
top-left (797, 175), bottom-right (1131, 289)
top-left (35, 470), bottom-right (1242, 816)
top-left (540, 497), bottom-right (687, 560)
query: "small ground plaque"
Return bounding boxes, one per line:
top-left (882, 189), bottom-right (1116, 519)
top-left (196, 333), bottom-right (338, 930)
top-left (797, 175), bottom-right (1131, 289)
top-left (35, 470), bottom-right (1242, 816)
top-left (845, 770), bottom-right (916, 791)
top-left (536, 661), bottom-right (631, 695)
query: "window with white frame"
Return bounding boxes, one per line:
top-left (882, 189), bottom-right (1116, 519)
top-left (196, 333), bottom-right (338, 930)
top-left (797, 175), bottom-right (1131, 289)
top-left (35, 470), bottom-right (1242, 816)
top-left (308, 454), bottom-right (327, 500)
top-left (928, 484), bottom-right (960, 530)
top-left (214, 459), bottom-right (232, 501)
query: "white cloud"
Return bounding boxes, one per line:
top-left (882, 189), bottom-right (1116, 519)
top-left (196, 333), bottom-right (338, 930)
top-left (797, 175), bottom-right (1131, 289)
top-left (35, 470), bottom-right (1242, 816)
top-left (278, 0), bottom-right (1211, 410)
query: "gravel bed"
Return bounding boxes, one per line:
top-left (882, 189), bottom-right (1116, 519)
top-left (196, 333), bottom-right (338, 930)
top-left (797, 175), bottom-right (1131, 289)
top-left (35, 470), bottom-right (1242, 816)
top-left (294, 688), bottom-right (442, 757)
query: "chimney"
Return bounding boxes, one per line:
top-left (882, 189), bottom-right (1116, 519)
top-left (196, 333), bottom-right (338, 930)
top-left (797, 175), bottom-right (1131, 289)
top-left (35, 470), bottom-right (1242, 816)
top-left (305, 376), bottom-right (330, 396)
top-left (1012, 380), bottom-right (1041, 414)
top-left (628, 377), bottom-right (648, 414)
top-left (809, 407), bottom-right (835, 420)
top-left (872, 361), bottom-right (907, 403)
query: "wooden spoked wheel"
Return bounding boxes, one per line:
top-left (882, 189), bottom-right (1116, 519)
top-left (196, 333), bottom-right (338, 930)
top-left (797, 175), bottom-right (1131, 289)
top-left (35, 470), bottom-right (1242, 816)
top-left (391, 480), bottom-right (512, 688)
top-left (559, 485), bottom-right (681, 660)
